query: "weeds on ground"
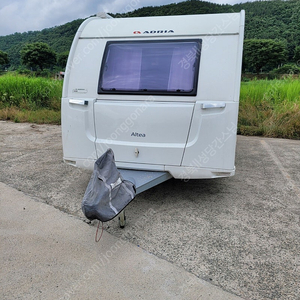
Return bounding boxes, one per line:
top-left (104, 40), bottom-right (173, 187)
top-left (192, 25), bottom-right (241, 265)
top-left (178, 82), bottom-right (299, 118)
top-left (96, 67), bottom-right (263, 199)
top-left (239, 77), bottom-right (300, 139)
top-left (0, 73), bottom-right (62, 124)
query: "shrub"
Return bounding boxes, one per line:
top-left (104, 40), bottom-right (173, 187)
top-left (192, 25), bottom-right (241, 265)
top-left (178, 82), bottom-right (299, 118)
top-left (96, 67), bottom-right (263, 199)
top-left (270, 63), bottom-right (300, 75)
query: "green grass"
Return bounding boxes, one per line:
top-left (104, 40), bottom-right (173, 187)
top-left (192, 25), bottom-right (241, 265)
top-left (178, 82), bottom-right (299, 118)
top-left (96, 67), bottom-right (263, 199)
top-left (239, 77), bottom-right (300, 139)
top-left (0, 73), bottom-right (62, 124)
top-left (0, 107), bottom-right (61, 124)
top-left (0, 73), bottom-right (300, 139)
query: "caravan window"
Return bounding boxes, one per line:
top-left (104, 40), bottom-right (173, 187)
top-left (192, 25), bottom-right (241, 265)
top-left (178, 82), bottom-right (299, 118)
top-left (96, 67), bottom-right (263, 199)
top-left (98, 39), bottom-right (202, 96)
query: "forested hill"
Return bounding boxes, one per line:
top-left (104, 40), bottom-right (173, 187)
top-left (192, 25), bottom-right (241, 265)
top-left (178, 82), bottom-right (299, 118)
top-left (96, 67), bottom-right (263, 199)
top-left (0, 19), bottom-right (83, 67)
top-left (1, 0), bottom-right (300, 68)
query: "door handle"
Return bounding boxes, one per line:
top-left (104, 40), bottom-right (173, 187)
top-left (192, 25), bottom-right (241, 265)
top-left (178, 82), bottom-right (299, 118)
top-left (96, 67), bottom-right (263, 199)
top-left (69, 99), bottom-right (88, 106)
top-left (201, 102), bottom-right (226, 109)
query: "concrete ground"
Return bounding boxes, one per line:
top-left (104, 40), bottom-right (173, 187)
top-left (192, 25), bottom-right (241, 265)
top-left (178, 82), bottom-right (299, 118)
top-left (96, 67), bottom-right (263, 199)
top-left (0, 182), bottom-right (243, 300)
top-left (0, 121), bottom-right (299, 300)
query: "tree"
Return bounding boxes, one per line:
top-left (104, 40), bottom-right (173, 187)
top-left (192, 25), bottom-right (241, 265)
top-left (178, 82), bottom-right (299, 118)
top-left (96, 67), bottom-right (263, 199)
top-left (0, 50), bottom-right (9, 66)
top-left (294, 46), bottom-right (300, 63)
top-left (243, 39), bottom-right (288, 74)
top-left (20, 42), bottom-right (57, 71)
top-left (57, 51), bottom-right (69, 68)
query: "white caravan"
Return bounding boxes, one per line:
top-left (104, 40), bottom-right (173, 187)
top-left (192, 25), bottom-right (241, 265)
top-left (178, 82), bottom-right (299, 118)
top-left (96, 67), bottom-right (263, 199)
top-left (62, 11), bottom-right (245, 181)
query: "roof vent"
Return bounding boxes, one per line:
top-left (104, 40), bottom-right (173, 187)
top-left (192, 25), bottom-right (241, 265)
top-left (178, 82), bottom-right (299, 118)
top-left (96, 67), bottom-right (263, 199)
top-left (97, 12), bottom-right (113, 19)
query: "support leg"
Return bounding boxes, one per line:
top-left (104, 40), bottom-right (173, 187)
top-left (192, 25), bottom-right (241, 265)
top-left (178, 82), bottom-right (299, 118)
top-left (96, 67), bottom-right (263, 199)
top-left (118, 210), bottom-right (126, 228)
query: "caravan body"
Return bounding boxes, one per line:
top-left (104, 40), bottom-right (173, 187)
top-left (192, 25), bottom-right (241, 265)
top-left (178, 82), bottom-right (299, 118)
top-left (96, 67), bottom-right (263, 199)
top-left (62, 11), bottom-right (245, 180)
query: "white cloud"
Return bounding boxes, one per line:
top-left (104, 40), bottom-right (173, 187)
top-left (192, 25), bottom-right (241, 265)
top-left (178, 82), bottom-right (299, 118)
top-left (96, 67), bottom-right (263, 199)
top-left (0, 0), bottom-right (95, 36)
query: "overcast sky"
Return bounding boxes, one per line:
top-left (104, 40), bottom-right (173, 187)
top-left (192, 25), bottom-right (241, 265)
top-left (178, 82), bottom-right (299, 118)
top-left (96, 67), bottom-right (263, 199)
top-left (0, 0), bottom-right (253, 36)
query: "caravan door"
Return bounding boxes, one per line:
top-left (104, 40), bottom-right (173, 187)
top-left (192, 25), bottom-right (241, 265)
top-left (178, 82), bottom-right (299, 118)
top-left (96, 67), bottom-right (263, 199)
top-left (94, 39), bottom-right (202, 167)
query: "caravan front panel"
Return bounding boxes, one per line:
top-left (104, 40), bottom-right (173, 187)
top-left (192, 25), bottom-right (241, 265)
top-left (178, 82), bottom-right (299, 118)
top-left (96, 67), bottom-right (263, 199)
top-left (62, 11), bottom-right (245, 178)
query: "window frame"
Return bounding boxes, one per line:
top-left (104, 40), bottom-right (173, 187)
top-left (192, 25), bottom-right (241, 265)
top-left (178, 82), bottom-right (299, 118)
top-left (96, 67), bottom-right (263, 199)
top-left (98, 39), bottom-right (202, 96)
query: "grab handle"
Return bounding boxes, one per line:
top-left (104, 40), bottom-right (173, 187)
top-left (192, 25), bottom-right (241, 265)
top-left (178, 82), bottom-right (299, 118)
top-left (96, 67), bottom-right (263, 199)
top-left (201, 102), bottom-right (226, 109)
top-left (69, 99), bottom-right (88, 106)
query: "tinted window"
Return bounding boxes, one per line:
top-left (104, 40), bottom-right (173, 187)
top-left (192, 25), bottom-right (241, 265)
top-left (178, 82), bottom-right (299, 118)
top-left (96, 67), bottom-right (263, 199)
top-left (98, 40), bottom-right (202, 96)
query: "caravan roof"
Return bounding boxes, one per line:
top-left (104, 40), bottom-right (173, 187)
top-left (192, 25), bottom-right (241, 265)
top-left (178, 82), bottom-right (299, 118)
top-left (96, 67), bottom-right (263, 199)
top-left (78, 13), bottom-right (242, 38)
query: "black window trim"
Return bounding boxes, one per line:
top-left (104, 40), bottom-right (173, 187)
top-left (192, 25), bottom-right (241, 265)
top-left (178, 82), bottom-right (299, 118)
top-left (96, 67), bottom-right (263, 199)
top-left (97, 39), bottom-right (202, 97)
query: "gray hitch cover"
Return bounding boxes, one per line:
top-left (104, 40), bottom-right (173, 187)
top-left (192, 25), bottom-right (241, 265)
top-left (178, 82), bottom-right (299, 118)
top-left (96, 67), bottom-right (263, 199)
top-left (82, 149), bottom-right (136, 222)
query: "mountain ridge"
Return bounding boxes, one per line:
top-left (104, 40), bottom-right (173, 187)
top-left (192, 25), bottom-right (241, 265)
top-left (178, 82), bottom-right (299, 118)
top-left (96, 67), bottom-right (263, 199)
top-left (1, 0), bottom-right (299, 68)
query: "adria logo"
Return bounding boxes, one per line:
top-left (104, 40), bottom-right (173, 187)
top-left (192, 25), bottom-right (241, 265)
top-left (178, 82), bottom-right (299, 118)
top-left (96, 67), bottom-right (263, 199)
top-left (133, 30), bottom-right (174, 34)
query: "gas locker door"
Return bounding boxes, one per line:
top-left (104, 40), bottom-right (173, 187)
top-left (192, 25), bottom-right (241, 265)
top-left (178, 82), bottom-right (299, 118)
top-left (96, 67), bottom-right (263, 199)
top-left (94, 100), bottom-right (194, 166)
top-left (182, 101), bottom-right (239, 170)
